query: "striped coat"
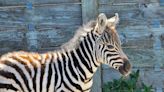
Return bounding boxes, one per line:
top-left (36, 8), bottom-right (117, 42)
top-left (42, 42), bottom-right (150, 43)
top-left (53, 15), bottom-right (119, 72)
top-left (0, 13), bottom-right (131, 92)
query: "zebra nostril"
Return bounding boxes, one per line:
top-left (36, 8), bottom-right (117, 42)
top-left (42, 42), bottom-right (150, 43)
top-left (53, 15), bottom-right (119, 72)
top-left (123, 60), bottom-right (131, 73)
top-left (119, 58), bottom-right (131, 76)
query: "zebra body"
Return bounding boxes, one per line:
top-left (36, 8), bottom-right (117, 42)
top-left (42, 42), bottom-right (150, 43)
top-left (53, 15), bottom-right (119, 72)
top-left (0, 49), bottom-right (97, 92)
top-left (0, 13), bottom-right (131, 92)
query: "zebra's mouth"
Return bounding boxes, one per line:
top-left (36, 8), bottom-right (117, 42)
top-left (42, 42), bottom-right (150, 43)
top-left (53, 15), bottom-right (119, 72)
top-left (118, 60), bottom-right (131, 76)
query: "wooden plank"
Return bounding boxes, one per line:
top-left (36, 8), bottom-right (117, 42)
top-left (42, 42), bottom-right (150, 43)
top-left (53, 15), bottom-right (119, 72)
top-left (99, 0), bottom-right (137, 4)
top-left (0, 4), bottom-right (82, 22)
top-left (99, 4), bottom-right (138, 11)
top-left (36, 24), bottom-right (80, 31)
top-left (34, 4), bottom-right (81, 12)
top-left (34, 4), bottom-right (82, 31)
top-left (117, 27), bottom-right (164, 49)
top-left (0, 0), bottom-right (26, 6)
top-left (0, 31), bottom-right (25, 41)
top-left (100, 13), bottom-right (164, 28)
top-left (0, 0), bottom-right (81, 6)
top-left (0, 26), bottom-right (79, 54)
top-left (0, 4), bottom-right (82, 32)
top-left (0, 7), bottom-right (27, 31)
top-left (37, 27), bottom-right (77, 49)
top-left (0, 2), bottom-right (82, 52)
top-left (0, 30), bottom-right (27, 55)
top-left (34, 0), bottom-right (81, 4)
top-left (99, 0), bottom-right (159, 4)
top-left (34, 4), bottom-right (82, 26)
top-left (118, 29), bottom-right (154, 49)
top-left (99, 3), bottom-right (164, 27)
top-left (35, 18), bottom-right (82, 27)
top-left (99, 4), bottom-right (164, 19)
top-left (124, 48), bottom-right (164, 68)
top-left (0, 26), bottom-right (78, 53)
top-left (82, 0), bottom-right (98, 23)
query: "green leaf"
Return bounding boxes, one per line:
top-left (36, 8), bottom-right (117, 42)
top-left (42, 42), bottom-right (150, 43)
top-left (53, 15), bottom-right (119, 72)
top-left (103, 69), bottom-right (153, 92)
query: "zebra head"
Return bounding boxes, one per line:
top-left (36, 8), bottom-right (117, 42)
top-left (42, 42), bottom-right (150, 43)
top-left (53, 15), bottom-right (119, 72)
top-left (94, 13), bottom-right (131, 76)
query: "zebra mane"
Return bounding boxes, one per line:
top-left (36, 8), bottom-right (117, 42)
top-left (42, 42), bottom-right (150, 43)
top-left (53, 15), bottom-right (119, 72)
top-left (61, 20), bottom-right (97, 50)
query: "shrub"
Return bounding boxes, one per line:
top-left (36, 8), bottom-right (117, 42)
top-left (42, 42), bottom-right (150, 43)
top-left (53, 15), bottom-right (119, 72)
top-left (103, 70), bottom-right (153, 92)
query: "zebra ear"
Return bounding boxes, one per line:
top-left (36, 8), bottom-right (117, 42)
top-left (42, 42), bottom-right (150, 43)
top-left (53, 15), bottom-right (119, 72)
top-left (95, 13), bottom-right (107, 34)
top-left (107, 13), bottom-right (119, 25)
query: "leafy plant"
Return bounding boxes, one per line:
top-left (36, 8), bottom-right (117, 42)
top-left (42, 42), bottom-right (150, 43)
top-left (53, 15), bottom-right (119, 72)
top-left (103, 70), bottom-right (153, 92)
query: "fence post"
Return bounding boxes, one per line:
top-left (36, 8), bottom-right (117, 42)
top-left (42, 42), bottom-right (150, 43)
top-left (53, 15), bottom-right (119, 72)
top-left (82, 0), bottom-right (98, 24)
top-left (82, 0), bottom-right (102, 92)
top-left (25, 1), bottom-right (38, 51)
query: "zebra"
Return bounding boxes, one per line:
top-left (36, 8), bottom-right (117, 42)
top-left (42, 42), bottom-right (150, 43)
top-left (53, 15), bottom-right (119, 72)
top-left (0, 13), bottom-right (131, 92)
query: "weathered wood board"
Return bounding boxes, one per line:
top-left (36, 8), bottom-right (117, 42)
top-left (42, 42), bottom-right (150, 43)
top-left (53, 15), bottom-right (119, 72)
top-left (0, 31), bottom-right (27, 55)
top-left (0, 2), bottom-right (82, 52)
top-left (0, 0), bottom-right (81, 6)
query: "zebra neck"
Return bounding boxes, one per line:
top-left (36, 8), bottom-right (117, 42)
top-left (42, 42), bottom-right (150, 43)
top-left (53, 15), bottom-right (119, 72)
top-left (70, 33), bottom-right (100, 79)
top-left (58, 32), bottom-right (100, 80)
top-left (67, 48), bottom-right (100, 81)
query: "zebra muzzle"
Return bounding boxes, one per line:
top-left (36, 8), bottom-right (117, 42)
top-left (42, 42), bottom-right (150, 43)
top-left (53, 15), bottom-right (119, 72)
top-left (118, 59), bottom-right (131, 76)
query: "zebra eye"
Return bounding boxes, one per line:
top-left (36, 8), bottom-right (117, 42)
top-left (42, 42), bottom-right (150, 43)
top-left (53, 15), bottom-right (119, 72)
top-left (107, 45), bottom-right (114, 49)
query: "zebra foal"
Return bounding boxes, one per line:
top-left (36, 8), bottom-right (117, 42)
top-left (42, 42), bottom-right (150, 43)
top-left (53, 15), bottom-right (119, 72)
top-left (0, 13), bottom-right (131, 92)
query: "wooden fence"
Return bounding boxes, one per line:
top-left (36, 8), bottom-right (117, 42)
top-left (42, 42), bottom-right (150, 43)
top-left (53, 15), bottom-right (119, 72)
top-left (0, 0), bottom-right (164, 91)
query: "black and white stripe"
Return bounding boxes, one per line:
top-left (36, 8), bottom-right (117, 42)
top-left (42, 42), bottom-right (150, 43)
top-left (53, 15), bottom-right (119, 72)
top-left (0, 13), bottom-right (131, 92)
